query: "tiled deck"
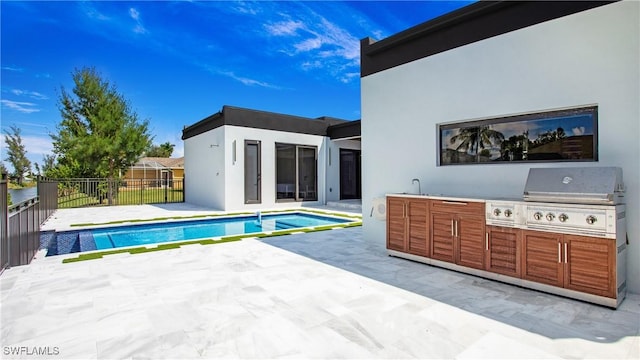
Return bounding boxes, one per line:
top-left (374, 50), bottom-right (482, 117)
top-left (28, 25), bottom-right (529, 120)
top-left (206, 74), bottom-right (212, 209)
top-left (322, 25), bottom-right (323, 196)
top-left (1, 204), bottom-right (639, 359)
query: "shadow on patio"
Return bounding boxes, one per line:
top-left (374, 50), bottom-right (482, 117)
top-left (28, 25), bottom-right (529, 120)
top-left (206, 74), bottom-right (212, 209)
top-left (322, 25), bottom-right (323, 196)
top-left (260, 227), bottom-right (640, 344)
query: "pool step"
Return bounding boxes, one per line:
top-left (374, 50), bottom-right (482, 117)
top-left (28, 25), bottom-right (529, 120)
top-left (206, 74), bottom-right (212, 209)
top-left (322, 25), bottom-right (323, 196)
top-left (41, 231), bottom-right (96, 256)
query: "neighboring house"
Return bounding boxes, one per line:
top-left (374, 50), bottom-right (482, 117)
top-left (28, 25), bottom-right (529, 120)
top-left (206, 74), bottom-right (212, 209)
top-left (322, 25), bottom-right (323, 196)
top-left (181, 105), bottom-right (361, 210)
top-left (123, 157), bottom-right (184, 186)
top-left (360, 1), bottom-right (639, 292)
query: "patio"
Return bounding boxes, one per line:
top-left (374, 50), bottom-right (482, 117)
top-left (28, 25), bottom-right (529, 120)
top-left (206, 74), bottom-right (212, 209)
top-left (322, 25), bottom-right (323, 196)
top-left (1, 204), bottom-right (638, 359)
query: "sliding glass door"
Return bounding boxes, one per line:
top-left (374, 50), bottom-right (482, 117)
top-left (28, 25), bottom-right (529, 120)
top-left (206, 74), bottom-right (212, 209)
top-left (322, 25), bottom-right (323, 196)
top-left (276, 143), bottom-right (317, 201)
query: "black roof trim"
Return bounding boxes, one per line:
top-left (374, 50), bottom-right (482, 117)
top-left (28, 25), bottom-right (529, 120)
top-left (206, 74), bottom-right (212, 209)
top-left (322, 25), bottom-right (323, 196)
top-left (182, 105), bottom-right (355, 140)
top-left (361, 1), bottom-right (615, 77)
top-left (328, 120), bottom-right (361, 140)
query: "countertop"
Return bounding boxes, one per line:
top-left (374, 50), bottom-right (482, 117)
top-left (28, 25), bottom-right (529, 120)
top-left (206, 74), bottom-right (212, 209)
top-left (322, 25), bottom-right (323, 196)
top-left (386, 193), bottom-right (525, 203)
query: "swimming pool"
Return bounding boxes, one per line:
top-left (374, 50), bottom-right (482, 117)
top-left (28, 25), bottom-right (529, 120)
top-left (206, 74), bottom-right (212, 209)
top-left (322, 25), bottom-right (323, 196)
top-left (90, 212), bottom-right (351, 249)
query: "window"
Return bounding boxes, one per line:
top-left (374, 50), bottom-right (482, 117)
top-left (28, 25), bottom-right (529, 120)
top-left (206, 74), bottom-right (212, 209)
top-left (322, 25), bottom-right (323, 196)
top-left (438, 105), bottom-right (598, 165)
top-left (276, 143), bottom-right (317, 201)
top-left (244, 140), bottom-right (261, 204)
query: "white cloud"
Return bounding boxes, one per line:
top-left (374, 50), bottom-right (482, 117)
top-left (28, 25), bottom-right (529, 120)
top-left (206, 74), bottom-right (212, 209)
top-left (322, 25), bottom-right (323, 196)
top-left (219, 71), bottom-right (280, 89)
top-left (1, 100), bottom-right (40, 114)
top-left (294, 37), bottom-right (323, 52)
top-left (22, 135), bottom-right (53, 157)
top-left (129, 7), bottom-right (147, 34)
top-left (11, 89), bottom-right (48, 100)
top-left (262, 9), bottom-right (360, 83)
top-left (572, 126), bottom-right (586, 136)
top-left (2, 66), bottom-right (24, 72)
top-left (129, 8), bottom-right (140, 20)
top-left (82, 3), bottom-right (110, 21)
top-left (265, 20), bottom-right (304, 36)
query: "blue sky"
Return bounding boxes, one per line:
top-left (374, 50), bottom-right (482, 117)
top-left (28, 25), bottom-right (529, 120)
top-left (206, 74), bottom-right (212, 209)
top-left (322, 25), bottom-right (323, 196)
top-left (1, 1), bottom-right (472, 171)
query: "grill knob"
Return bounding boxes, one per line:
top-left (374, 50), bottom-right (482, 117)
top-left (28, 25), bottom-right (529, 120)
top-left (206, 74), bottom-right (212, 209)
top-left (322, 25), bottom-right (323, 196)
top-left (586, 215), bottom-right (597, 225)
top-left (546, 213), bottom-right (555, 221)
top-left (493, 209), bottom-right (501, 216)
top-left (504, 209), bottom-right (512, 218)
top-left (533, 212), bottom-right (543, 220)
top-left (558, 213), bottom-right (568, 222)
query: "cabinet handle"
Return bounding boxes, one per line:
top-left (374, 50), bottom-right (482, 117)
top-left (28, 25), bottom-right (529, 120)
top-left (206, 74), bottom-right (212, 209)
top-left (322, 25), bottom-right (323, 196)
top-left (443, 201), bottom-right (468, 205)
top-left (485, 233), bottom-right (489, 251)
top-left (403, 203), bottom-right (406, 218)
top-left (455, 220), bottom-right (458, 237)
top-left (558, 242), bottom-right (561, 263)
top-left (564, 243), bottom-right (568, 263)
top-left (451, 219), bottom-right (455, 236)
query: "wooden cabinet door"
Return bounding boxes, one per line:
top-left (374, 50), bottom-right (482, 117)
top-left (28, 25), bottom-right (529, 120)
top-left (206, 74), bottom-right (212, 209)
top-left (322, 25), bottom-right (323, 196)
top-left (564, 235), bottom-right (615, 298)
top-left (486, 226), bottom-right (521, 278)
top-left (456, 214), bottom-right (485, 270)
top-left (407, 199), bottom-right (429, 257)
top-left (430, 211), bottom-right (455, 262)
top-left (522, 230), bottom-right (564, 287)
top-left (387, 198), bottom-right (406, 251)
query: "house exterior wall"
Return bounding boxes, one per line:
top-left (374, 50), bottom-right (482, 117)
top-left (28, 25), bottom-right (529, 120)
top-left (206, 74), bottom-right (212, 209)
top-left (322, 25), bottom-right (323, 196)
top-left (361, 2), bottom-right (640, 292)
top-left (326, 139), bottom-right (361, 202)
top-left (221, 125), bottom-right (328, 211)
top-left (184, 126), bottom-right (226, 209)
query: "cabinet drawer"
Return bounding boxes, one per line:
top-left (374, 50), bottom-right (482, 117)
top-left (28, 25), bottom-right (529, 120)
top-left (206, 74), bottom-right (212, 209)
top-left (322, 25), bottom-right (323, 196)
top-left (430, 199), bottom-right (484, 213)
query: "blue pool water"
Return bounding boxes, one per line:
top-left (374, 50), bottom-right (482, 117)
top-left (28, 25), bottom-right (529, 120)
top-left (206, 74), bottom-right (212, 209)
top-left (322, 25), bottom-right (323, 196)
top-left (91, 212), bottom-right (351, 249)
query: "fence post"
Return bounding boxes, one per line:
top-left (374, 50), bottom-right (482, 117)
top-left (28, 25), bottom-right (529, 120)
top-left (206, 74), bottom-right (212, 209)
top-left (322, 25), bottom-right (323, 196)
top-left (1, 173), bottom-right (9, 272)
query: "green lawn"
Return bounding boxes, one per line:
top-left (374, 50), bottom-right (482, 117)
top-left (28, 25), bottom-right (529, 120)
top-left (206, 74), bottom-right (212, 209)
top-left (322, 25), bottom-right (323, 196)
top-left (58, 188), bottom-right (184, 208)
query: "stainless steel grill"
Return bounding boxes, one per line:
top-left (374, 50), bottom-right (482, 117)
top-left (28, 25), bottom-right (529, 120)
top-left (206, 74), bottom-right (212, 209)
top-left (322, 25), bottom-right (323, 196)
top-left (523, 167), bottom-right (625, 205)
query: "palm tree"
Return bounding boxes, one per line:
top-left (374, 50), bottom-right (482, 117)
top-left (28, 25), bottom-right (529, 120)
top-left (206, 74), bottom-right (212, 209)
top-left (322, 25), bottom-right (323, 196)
top-left (450, 126), bottom-right (505, 162)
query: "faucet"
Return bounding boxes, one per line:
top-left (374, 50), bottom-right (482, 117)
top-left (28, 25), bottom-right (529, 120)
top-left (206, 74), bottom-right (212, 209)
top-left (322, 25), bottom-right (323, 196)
top-left (412, 178), bottom-right (421, 195)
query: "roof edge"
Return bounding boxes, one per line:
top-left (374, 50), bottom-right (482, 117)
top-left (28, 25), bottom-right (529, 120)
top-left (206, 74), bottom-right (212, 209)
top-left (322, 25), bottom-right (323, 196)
top-left (361, 1), bottom-right (616, 77)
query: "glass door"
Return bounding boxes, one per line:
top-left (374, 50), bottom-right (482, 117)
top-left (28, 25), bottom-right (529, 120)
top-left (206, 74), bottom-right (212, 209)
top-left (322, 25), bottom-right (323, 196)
top-left (297, 146), bottom-right (317, 201)
top-left (244, 140), bottom-right (261, 204)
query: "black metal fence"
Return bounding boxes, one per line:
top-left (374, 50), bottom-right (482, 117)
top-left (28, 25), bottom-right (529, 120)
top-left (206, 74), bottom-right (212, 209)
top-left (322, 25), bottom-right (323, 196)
top-left (56, 178), bottom-right (184, 208)
top-left (0, 175), bottom-right (57, 273)
top-left (38, 177), bottom-right (58, 221)
top-left (1, 174), bottom-right (8, 271)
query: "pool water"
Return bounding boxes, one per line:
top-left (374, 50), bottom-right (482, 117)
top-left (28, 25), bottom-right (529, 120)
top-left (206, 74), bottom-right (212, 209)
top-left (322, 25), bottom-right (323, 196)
top-left (92, 212), bottom-right (351, 249)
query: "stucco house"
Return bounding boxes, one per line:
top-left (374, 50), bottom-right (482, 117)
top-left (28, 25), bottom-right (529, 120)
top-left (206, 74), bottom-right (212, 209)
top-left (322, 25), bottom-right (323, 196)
top-left (360, 1), bottom-right (639, 294)
top-left (181, 105), bottom-right (361, 211)
top-left (123, 157), bottom-right (184, 187)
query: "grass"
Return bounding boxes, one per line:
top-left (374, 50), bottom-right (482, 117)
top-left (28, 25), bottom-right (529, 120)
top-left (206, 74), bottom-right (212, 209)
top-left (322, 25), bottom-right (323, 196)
top-left (58, 188), bottom-right (184, 209)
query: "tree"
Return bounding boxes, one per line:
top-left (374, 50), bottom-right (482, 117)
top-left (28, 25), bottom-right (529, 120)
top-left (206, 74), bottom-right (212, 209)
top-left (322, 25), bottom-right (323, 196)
top-left (3, 125), bottom-right (32, 185)
top-left (52, 67), bottom-right (152, 203)
top-left (146, 141), bottom-right (174, 157)
top-left (450, 126), bottom-right (504, 162)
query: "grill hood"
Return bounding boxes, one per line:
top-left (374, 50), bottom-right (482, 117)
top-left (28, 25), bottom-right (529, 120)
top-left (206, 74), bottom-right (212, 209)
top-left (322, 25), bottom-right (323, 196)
top-left (523, 167), bottom-right (625, 205)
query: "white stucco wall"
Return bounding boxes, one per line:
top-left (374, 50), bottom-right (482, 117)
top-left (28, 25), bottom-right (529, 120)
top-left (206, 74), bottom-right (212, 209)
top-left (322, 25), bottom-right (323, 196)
top-left (325, 139), bottom-right (362, 202)
top-left (184, 127), bottom-right (226, 209)
top-left (361, 2), bottom-right (640, 292)
top-left (222, 125), bottom-right (328, 211)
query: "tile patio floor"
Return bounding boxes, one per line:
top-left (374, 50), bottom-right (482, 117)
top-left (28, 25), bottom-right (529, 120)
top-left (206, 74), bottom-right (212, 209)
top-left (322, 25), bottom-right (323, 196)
top-left (1, 204), bottom-right (639, 359)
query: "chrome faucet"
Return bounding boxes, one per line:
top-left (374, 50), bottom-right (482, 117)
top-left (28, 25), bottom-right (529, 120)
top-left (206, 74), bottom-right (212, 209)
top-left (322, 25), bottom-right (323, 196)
top-left (412, 178), bottom-right (421, 195)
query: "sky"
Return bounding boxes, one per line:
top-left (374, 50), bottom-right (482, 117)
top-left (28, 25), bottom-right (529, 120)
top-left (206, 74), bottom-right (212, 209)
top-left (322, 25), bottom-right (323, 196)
top-left (1, 0), bottom-right (473, 172)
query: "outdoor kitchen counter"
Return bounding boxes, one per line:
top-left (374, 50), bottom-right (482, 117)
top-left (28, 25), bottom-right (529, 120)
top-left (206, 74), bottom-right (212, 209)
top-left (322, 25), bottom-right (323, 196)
top-left (387, 193), bottom-right (485, 202)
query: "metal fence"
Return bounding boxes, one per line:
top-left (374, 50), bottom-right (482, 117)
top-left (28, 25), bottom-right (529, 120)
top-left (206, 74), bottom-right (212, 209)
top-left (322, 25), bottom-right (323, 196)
top-left (0, 175), bottom-right (57, 273)
top-left (56, 178), bottom-right (184, 208)
top-left (7, 197), bottom-right (41, 268)
top-left (38, 177), bottom-right (58, 221)
top-left (1, 174), bottom-right (8, 271)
